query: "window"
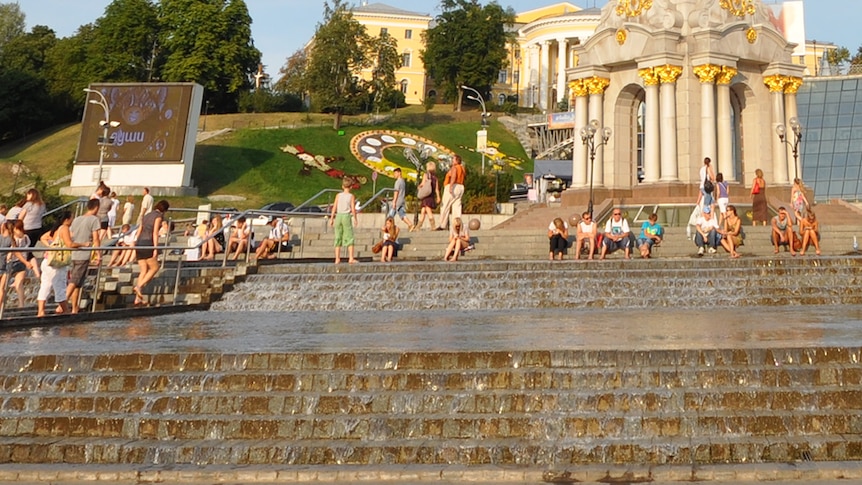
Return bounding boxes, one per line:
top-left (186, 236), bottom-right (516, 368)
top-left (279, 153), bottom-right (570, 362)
top-left (498, 70), bottom-right (508, 84)
top-left (513, 71), bottom-right (519, 85)
top-left (400, 79), bottom-right (408, 94)
top-left (405, 29), bottom-right (412, 39)
top-left (380, 27), bottom-right (388, 35)
top-left (402, 53), bottom-right (411, 68)
top-left (498, 94), bottom-right (506, 105)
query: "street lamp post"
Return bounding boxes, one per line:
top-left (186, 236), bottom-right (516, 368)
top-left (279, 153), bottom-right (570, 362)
top-left (461, 85), bottom-right (490, 174)
top-left (776, 116), bottom-right (803, 181)
top-left (82, 88), bottom-right (120, 184)
top-left (580, 119), bottom-right (612, 219)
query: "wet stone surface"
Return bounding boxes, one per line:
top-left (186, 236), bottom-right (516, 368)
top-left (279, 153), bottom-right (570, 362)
top-left (1, 306), bottom-right (862, 355)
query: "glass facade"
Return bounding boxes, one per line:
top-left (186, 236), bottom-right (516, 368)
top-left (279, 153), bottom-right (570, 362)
top-left (797, 75), bottom-right (862, 202)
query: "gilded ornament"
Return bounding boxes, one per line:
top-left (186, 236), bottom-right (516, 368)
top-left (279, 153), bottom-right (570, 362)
top-left (693, 64), bottom-right (722, 84)
top-left (638, 68), bottom-right (660, 86)
top-left (763, 75), bottom-right (787, 93)
top-left (746, 26), bottom-right (757, 44)
top-left (570, 80), bottom-right (589, 97)
top-left (615, 0), bottom-right (653, 18)
top-left (616, 28), bottom-right (628, 45)
top-left (585, 77), bottom-right (611, 95)
top-left (719, 0), bottom-right (755, 18)
top-left (655, 65), bottom-right (683, 84)
top-left (784, 77), bottom-right (803, 94)
top-left (716, 66), bottom-right (737, 85)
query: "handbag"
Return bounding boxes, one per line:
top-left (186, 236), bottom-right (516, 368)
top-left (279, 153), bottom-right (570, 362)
top-left (751, 182), bottom-right (761, 195)
top-left (47, 238), bottom-right (72, 268)
top-left (371, 240), bottom-right (384, 254)
top-left (417, 178), bottom-right (432, 199)
top-left (702, 173), bottom-right (714, 194)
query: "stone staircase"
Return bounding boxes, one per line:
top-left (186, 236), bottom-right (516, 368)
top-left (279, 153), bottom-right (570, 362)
top-left (294, 222), bottom-right (862, 261)
top-left (1, 346), bottom-right (861, 473)
top-left (214, 257), bottom-right (862, 312)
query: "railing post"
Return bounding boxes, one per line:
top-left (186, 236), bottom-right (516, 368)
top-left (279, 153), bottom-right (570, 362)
top-left (91, 249), bottom-right (105, 313)
top-left (172, 258), bottom-right (182, 306)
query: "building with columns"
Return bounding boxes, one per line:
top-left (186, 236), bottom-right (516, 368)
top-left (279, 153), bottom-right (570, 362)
top-left (560, 0), bottom-right (805, 207)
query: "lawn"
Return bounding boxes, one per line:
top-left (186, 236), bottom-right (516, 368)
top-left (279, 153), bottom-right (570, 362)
top-left (0, 106), bottom-right (533, 211)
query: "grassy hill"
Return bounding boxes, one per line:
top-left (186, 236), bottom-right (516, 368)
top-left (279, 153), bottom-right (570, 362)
top-left (0, 105), bottom-right (532, 210)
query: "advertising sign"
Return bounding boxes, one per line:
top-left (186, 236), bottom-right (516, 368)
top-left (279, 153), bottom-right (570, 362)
top-left (547, 111), bottom-right (575, 130)
top-left (78, 83), bottom-right (197, 164)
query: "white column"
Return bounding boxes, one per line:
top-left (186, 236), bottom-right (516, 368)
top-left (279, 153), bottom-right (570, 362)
top-left (585, 77), bottom-right (610, 187)
top-left (784, 77), bottom-right (802, 181)
top-left (765, 75), bottom-right (788, 184)
top-left (656, 66), bottom-right (682, 182)
top-left (556, 38), bottom-right (568, 104)
top-left (539, 41), bottom-right (550, 111)
top-left (716, 67), bottom-right (736, 181)
top-left (572, 80), bottom-right (589, 187)
top-left (694, 65), bottom-right (719, 168)
top-left (638, 68), bottom-right (660, 183)
top-left (527, 45), bottom-right (538, 108)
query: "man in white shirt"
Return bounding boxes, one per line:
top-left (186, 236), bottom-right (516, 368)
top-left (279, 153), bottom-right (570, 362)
top-left (694, 206), bottom-right (721, 256)
top-left (137, 187), bottom-right (154, 225)
top-left (254, 217), bottom-right (291, 259)
top-left (599, 208), bottom-right (631, 260)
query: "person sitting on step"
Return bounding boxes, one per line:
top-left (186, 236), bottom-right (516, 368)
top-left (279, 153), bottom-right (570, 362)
top-left (599, 209), bottom-right (631, 260)
top-left (718, 205), bottom-right (743, 259)
top-left (694, 206), bottom-right (721, 256)
top-left (798, 211), bottom-right (821, 256)
top-left (771, 206), bottom-right (797, 256)
top-left (637, 213), bottom-right (663, 259)
top-left (443, 217), bottom-right (471, 262)
top-left (255, 216), bottom-right (290, 260)
top-left (548, 217), bottom-right (568, 261)
top-left (575, 211), bottom-right (597, 260)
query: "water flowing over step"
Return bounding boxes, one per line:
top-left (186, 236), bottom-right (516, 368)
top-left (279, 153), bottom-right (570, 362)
top-left (1, 348), bottom-right (861, 470)
top-left (212, 258), bottom-right (862, 312)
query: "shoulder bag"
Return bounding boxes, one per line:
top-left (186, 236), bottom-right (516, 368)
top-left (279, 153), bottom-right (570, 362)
top-left (47, 238), bottom-right (72, 268)
top-left (417, 176), bottom-right (432, 199)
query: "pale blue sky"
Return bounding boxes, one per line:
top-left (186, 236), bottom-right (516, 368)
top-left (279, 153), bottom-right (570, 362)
top-left (15, 0), bottom-right (861, 80)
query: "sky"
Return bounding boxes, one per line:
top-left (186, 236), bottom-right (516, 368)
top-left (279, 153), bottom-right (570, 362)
top-left (14, 0), bottom-right (861, 82)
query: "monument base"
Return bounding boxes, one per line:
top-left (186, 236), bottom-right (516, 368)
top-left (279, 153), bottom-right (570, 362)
top-left (59, 185), bottom-right (199, 197)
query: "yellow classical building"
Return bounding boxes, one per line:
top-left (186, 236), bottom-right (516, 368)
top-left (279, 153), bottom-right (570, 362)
top-left (352, 2), bottom-right (433, 106)
top-left (350, 1), bottom-right (827, 111)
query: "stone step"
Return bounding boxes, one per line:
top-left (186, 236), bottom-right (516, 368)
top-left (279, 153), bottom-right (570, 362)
top-left (215, 257), bottom-right (862, 311)
top-left (2, 348), bottom-right (862, 466)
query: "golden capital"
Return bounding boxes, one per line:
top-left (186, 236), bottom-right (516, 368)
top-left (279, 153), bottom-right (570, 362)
top-left (716, 66), bottom-right (737, 85)
top-left (655, 65), bottom-right (683, 84)
top-left (763, 75), bottom-right (787, 93)
top-left (570, 79), bottom-right (588, 97)
top-left (693, 64), bottom-right (721, 84)
top-left (616, 0), bottom-right (653, 18)
top-left (585, 76), bottom-right (610, 95)
top-left (638, 67), bottom-right (660, 86)
top-left (783, 76), bottom-right (803, 94)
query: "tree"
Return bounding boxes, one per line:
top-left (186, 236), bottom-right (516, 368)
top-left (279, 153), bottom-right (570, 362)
top-left (0, 25), bottom-right (57, 74)
top-left (89, 0), bottom-right (161, 82)
top-left (158, 0), bottom-right (261, 112)
top-left (0, 2), bottom-right (25, 54)
top-left (305, 0), bottom-right (373, 129)
top-left (274, 48), bottom-right (309, 97)
top-left (421, 0), bottom-right (515, 110)
top-left (367, 30), bottom-right (402, 112)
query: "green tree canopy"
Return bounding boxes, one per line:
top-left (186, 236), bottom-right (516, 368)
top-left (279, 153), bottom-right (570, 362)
top-left (274, 48), bottom-right (309, 96)
top-left (305, 0), bottom-right (373, 128)
top-left (158, 0), bottom-right (261, 112)
top-left (89, 0), bottom-right (160, 82)
top-left (421, 0), bottom-right (515, 109)
top-left (0, 2), bottom-right (25, 54)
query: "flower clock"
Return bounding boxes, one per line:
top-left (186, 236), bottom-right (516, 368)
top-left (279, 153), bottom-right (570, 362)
top-left (350, 130), bottom-right (456, 181)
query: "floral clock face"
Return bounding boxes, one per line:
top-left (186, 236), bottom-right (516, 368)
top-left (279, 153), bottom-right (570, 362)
top-left (350, 130), bottom-right (455, 181)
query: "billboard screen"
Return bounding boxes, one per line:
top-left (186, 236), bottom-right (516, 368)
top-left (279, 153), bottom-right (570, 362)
top-left (78, 83), bottom-right (196, 164)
